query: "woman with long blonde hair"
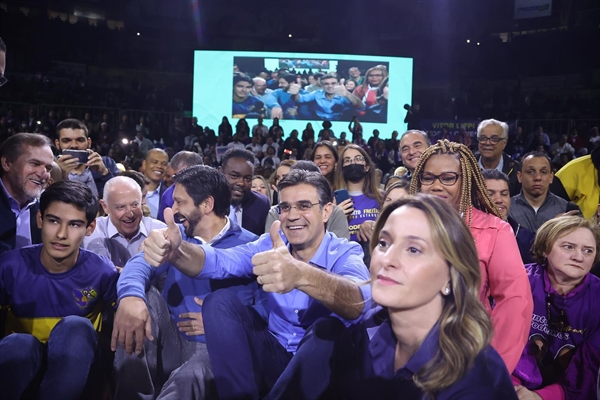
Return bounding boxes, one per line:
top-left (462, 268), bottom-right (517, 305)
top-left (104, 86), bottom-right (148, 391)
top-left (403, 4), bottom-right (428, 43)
top-left (410, 139), bottom-right (533, 374)
top-left (344, 195), bottom-right (517, 399)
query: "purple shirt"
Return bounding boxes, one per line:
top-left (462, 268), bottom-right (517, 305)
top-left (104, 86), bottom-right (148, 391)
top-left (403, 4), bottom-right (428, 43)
top-left (513, 264), bottom-right (600, 400)
top-left (348, 307), bottom-right (517, 399)
top-left (348, 193), bottom-right (379, 243)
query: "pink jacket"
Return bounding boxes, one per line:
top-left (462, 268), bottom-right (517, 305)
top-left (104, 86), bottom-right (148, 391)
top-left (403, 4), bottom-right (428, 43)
top-left (470, 208), bottom-right (534, 373)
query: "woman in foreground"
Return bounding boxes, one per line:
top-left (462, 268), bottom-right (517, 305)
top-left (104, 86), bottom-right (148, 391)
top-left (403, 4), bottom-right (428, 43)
top-left (512, 215), bottom-right (600, 400)
top-left (346, 195), bottom-right (516, 399)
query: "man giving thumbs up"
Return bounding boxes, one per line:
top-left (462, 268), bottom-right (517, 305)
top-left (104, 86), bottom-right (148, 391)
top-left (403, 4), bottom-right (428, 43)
top-left (143, 169), bottom-right (370, 399)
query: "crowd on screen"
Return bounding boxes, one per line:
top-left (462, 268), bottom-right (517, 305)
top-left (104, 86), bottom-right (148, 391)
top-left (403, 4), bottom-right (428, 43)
top-left (1, 36), bottom-right (600, 400)
top-left (232, 63), bottom-right (389, 123)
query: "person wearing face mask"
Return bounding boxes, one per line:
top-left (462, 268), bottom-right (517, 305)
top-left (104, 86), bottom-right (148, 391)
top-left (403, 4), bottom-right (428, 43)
top-left (334, 144), bottom-right (382, 250)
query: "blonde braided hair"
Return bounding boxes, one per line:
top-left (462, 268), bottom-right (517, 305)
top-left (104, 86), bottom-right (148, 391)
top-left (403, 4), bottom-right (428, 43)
top-left (409, 140), bottom-right (502, 227)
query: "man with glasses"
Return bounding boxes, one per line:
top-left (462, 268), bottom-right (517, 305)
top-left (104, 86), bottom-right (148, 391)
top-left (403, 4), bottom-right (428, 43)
top-left (289, 74), bottom-right (364, 121)
top-left (220, 148), bottom-right (270, 236)
top-left (0, 37), bottom-right (6, 88)
top-left (476, 118), bottom-right (521, 196)
top-left (142, 169), bottom-right (370, 398)
top-left (509, 151), bottom-right (580, 232)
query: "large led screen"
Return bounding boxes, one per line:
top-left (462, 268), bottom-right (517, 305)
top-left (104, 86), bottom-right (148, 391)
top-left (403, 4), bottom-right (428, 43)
top-left (193, 50), bottom-right (413, 139)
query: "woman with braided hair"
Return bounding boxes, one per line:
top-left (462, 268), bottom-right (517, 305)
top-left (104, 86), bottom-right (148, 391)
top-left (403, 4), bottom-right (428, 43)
top-left (410, 139), bottom-right (534, 375)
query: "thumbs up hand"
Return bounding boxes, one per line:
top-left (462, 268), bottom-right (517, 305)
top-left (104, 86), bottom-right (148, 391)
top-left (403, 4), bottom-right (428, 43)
top-left (288, 83), bottom-right (301, 96)
top-left (334, 83), bottom-right (348, 97)
top-left (251, 221), bottom-right (303, 294)
top-left (143, 207), bottom-right (182, 267)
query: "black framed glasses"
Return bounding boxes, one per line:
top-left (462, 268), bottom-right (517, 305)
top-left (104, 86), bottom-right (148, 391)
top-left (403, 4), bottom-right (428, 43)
top-left (342, 155), bottom-right (366, 165)
top-left (0, 75), bottom-right (7, 87)
top-left (419, 172), bottom-right (461, 186)
top-left (477, 136), bottom-right (505, 145)
top-left (277, 201), bottom-right (321, 214)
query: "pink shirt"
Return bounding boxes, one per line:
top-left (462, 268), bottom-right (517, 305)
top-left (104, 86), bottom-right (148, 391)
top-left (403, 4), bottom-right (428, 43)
top-left (469, 207), bottom-right (534, 373)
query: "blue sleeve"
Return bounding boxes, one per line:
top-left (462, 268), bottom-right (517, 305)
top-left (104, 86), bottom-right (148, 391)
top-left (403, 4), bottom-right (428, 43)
top-left (157, 188), bottom-right (174, 223)
top-left (296, 92), bottom-right (317, 104)
top-left (263, 93), bottom-right (280, 109)
top-left (199, 234), bottom-right (270, 280)
top-left (117, 252), bottom-right (163, 302)
top-left (331, 241), bottom-right (372, 325)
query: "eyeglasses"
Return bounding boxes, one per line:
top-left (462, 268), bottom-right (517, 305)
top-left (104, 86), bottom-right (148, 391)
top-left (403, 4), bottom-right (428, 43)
top-left (419, 172), bottom-right (461, 186)
top-left (477, 136), bottom-right (505, 145)
top-left (0, 75), bottom-right (7, 87)
top-left (277, 201), bottom-right (321, 214)
top-left (342, 155), bottom-right (366, 165)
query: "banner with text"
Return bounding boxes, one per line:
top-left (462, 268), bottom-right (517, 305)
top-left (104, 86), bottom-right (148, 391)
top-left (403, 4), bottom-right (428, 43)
top-left (514, 0), bottom-right (552, 19)
top-left (419, 120), bottom-right (480, 140)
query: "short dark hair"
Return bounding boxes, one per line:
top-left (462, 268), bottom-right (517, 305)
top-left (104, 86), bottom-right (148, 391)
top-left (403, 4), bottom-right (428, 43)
top-left (56, 119), bottom-right (89, 138)
top-left (0, 37), bottom-right (5, 53)
top-left (320, 74), bottom-right (337, 82)
top-left (221, 148), bottom-right (255, 169)
top-left (401, 130), bottom-right (431, 147)
top-left (279, 74), bottom-right (296, 85)
top-left (120, 170), bottom-right (149, 188)
top-left (145, 148), bottom-right (168, 162)
top-left (172, 165), bottom-right (231, 218)
top-left (481, 169), bottom-right (509, 184)
top-left (234, 74), bottom-right (253, 86)
top-left (40, 181), bottom-right (99, 226)
top-left (278, 170), bottom-right (332, 205)
top-left (521, 151), bottom-right (552, 169)
top-left (314, 73), bottom-right (324, 80)
top-left (170, 151), bottom-right (204, 172)
top-left (0, 133), bottom-right (53, 176)
top-left (290, 160), bottom-right (320, 173)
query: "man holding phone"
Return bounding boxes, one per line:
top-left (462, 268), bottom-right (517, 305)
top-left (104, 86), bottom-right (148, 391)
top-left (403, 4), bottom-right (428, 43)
top-left (55, 119), bottom-right (120, 198)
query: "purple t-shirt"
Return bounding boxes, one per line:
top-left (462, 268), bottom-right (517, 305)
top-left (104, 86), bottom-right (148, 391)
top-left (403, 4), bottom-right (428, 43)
top-left (348, 194), bottom-right (379, 243)
top-left (513, 263), bottom-right (600, 400)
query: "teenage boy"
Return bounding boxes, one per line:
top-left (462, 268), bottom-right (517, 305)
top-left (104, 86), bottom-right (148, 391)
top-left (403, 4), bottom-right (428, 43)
top-left (0, 180), bottom-right (118, 399)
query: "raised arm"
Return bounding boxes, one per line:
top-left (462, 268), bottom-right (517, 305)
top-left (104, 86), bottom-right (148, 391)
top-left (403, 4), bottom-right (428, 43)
top-left (251, 222), bottom-right (367, 320)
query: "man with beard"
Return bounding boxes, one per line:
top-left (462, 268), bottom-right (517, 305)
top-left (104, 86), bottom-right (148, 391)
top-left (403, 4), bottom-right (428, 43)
top-left (290, 74), bottom-right (364, 121)
top-left (271, 74), bottom-right (303, 120)
top-left (221, 148), bottom-right (270, 236)
top-left (0, 133), bottom-right (54, 254)
top-left (83, 176), bottom-right (166, 269)
top-left (112, 165), bottom-right (259, 400)
top-left (141, 149), bottom-right (169, 219)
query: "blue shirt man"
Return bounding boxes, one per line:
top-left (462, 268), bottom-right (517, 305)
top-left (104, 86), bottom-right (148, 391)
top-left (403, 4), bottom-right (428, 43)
top-left (291, 74), bottom-right (364, 121)
top-left (112, 165), bottom-right (261, 400)
top-left (142, 170), bottom-right (371, 399)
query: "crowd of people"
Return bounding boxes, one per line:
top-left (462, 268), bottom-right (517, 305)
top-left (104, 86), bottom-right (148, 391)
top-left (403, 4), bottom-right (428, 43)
top-left (232, 63), bottom-right (389, 123)
top-left (1, 34), bottom-right (600, 400)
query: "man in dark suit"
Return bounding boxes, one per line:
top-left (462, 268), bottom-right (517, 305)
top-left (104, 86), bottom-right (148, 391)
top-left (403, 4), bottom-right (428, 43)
top-left (476, 118), bottom-right (521, 196)
top-left (220, 148), bottom-right (270, 236)
top-left (0, 133), bottom-right (54, 254)
top-left (141, 148), bottom-right (169, 219)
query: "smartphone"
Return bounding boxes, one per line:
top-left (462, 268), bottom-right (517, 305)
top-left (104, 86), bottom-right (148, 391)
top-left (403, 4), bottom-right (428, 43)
top-left (333, 189), bottom-right (351, 204)
top-left (62, 149), bottom-right (89, 164)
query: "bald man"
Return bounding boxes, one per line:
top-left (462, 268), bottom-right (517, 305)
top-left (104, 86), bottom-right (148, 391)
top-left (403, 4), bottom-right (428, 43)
top-left (141, 149), bottom-right (169, 218)
top-left (83, 176), bottom-right (166, 269)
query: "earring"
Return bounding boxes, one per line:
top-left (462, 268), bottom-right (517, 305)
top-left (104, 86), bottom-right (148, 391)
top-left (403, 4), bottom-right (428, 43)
top-left (444, 287), bottom-right (451, 295)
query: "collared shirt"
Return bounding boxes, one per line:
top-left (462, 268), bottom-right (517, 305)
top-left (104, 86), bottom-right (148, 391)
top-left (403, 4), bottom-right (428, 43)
top-left (509, 191), bottom-right (572, 232)
top-left (478, 155), bottom-right (504, 173)
top-left (83, 215), bottom-right (167, 267)
top-left (353, 307), bottom-right (517, 400)
top-left (296, 90), bottom-right (358, 120)
top-left (68, 168), bottom-right (98, 197)
top-left (199, 231), bottom-right (371, 353)
top-left (0, 178), bottom-right (36, 249)
top-left (194, 217), bottom-right (231, 245)
top-left (146, 183), bottom-right (163, 219)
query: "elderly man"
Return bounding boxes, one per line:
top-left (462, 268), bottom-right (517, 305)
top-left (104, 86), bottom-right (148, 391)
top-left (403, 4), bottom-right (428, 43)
top-left (142, 169), bottom-right (370, 399)
top-left (83, 176), bottom-right (166, 269)
top-left (251, 77), bottom-right (282, 120)
top-left (476, 118), bottom-right (521, 196)
top-left (0, 132), bottom-right (54, 253)
top-left (111, 166), bottom-right (259, 400)
top-left (399, 129), bottom-right (430, 177)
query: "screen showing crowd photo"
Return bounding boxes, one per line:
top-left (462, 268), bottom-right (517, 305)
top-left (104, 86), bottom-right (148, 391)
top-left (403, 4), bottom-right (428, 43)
top-left (193, 51), bottom-right (413, 139)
